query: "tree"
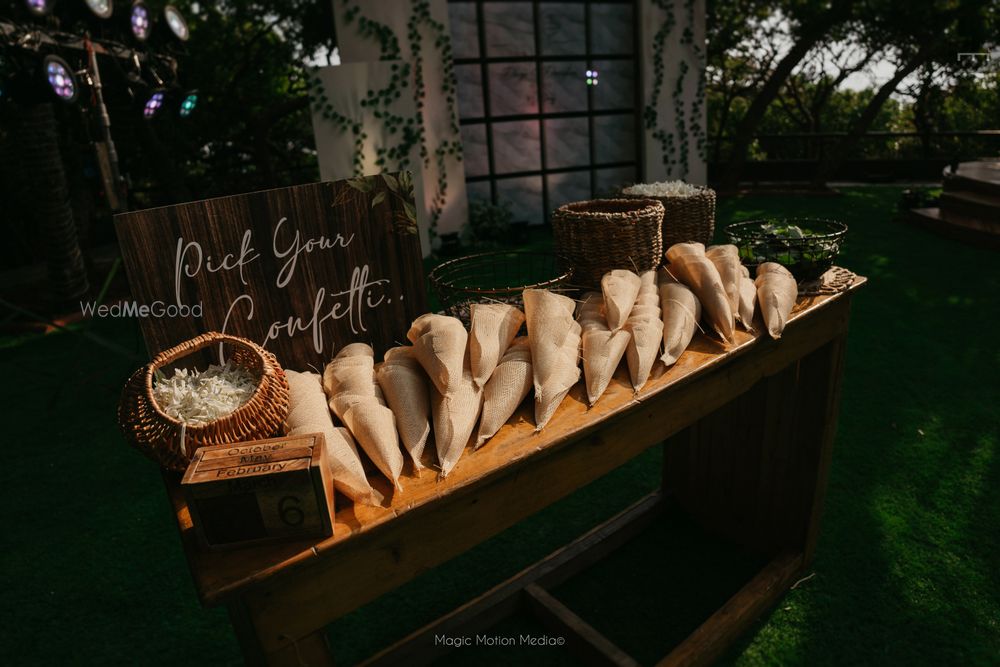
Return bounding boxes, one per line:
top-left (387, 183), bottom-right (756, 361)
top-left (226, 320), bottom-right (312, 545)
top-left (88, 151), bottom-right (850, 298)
top-left (777, 42), bottom-right (876, 135)
top-left (124, 0), bottom-right (336, 204)
top-left (811, 0), bottom-right (998, 185)
top-left (706, 3), bottom-right (787, 163)
top-left (717, 0), bottom-right (858, 191)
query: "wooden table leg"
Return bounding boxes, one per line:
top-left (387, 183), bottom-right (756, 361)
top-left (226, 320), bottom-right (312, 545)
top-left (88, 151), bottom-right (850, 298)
top-left (798, 333), bottom-right (849, 567)
top-left (229, 599), bottom-right (335, 667)
top-left (661, 363), bottom-right (796, 555)
top-left (662, 323), bottom-right (851, 562)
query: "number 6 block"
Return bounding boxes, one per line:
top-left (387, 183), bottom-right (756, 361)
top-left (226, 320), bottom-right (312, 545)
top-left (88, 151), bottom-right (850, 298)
top-left (181, 433), bottom-right (335, 551)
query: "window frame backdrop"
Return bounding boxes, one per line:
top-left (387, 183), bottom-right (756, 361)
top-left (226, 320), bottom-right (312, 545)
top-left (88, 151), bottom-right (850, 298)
top-left (448, 0), bottom-right (643, 224)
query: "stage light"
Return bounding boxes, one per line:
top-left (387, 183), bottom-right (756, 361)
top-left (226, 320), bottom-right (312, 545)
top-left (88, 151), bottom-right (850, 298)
top-left (130, 1), bottom-right (152, 42)
top-left (25, 0), bottom-right (55, 16)
top-left (55, 0), bottom-right (113, 34)
top-left (43, 55), bottom-right (78, 103)
top-left (143, 89), bottom-right (165, 118)
top-left (163, 5), bottom-right (190, 42)
top-left (178, 91), bottom-right (197, 117)
top-left (84, 0), bottom-right (112, 19)
top-left (586, 69), bottom-right (599, 86)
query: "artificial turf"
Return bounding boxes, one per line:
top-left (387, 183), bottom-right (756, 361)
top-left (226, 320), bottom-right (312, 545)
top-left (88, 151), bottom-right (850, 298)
top-left (1, 186), bottom-right (997, 665)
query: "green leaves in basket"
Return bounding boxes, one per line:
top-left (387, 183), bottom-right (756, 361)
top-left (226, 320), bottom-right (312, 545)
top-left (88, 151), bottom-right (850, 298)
top-left (761, 222), bottom-right (806, 239)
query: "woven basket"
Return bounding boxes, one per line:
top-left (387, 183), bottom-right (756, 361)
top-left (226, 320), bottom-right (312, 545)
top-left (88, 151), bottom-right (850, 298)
top-left (118, 332), bottom-right (289, 471)
top-left (622, 185), bottom-right (716, 249)
top-left (551, 198), bottom-right (664, 288)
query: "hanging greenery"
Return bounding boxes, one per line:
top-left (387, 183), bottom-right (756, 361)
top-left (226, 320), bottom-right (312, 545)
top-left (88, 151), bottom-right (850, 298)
top-left (310, 0), bottom-right (463, 243)
top-left (644, 1), bottom-right (676, 131)
top-left (407, 0), bottom-right (464, 232)
top-left (685, 0), bottom-right (708, 164)
top-left (673, 59), bottom-right (690, 178)
top-left (644, 0), bottom-right (707, 179)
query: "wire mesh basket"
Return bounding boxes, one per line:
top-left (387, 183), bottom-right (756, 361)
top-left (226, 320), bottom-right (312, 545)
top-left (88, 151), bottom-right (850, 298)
top-left (725, 218), bottom-right (848, 281)
top-left (428, 251), bottom-right (573, 325)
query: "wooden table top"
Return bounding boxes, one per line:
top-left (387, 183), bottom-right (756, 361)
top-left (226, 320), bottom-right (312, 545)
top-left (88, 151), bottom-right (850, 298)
top-left (166, 275), bottom-right (866, 606)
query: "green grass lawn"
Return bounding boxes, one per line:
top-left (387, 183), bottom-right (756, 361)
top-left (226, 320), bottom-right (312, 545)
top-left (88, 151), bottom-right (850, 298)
top-left (1, 186), bottom-right (997, 666)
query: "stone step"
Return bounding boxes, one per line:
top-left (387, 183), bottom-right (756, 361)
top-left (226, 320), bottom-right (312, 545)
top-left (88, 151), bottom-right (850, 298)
top-left (944, 161), bottom-right (1000, 198)
top-left (939, 190), bottom-right (1000, 223)
top-left (908, 207), bottom-right (1000, 250)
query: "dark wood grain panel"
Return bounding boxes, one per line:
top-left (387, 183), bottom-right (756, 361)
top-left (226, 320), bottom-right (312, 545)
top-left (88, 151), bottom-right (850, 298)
top-left (114, 174), bottom-right (427, 370)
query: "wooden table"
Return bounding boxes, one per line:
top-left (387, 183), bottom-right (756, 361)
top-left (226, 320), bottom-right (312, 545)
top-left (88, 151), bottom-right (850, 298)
top-left (166, 276), bottom-right (865, 666)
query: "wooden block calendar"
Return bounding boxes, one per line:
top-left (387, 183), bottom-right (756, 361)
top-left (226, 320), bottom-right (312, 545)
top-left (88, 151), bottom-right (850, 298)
top-left (181, 433), bottom-right (334, 551)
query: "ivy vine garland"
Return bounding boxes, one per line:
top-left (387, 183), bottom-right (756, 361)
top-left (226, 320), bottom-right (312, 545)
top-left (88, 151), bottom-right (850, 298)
top-left (644, 0), bottom-right (707, 179)
top-left (644, 0), bottom-right (675, 122)
top-left (310, 0), bottom-right (463, 242)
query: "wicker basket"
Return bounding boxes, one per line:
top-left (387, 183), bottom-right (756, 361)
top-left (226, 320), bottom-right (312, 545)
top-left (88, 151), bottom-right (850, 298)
top-left (551, 198), bottom-right (664, 288)
top-left (622, 185), bottom-right (716, 249)
top-left (428, 251), bottom-right (572, 326)
top-left (118, 332), bottom-right (289, 471)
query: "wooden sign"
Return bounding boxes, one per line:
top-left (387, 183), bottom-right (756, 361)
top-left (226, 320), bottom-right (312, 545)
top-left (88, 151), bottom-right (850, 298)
top-left (181, 433), bottom-right (334, 551)
top-left (114, 173), bottom-right (427, 370)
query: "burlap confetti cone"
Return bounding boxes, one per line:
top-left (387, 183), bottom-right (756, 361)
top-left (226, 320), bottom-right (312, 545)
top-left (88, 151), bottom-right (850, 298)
top-left (322, 345), bottom-right (377, 400)
top-left (578, 292), bottom-right (630, 406)
top-left (476, 337), bottom-right (532, 448)
top-left (323, 344), bottom-right (404, 490)
top-left (329, 393), bottom-right (370, 420)
top-left (706, 245), bottom-right (742, 324)
top-left (341, 402), bottom-right (404, 487)
top-left (285, 370), bottom-right (381, 505)
top-left (523, 288), bottom-right (582, 430)
top-left (738, 275), bottom-right (757, 333)
top-left (624, 271), bottom-right (663, 391)
top-left (628, 304), bottom-right (660, 320)
top-left (601, 269), bottom-right (642, 331)
top-left (664, 243), bottom-right (735, 344)
top-left (755, 262), bottom-right (798, 339)
top-left (658, 276), bottom-right (701, 367)
top-left (407, 313), bottom-right (468, 395)
top-left (339, 342), bottom-right (375, 358)
top-left (469, 303), bottom-right (525, 388)
top-left (636, 292), bottom-right (660, 307)
top-left (432, 360), bottom-right (483, 477)
top-left (376, 346), bottom-right (431, 470)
